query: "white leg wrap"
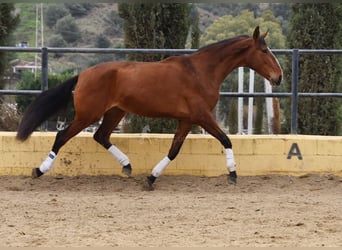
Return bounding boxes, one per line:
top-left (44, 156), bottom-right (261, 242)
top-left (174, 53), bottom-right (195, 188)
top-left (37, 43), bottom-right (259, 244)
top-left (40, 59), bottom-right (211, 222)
top-left (226, 148), bottom-right (236, 172)
top-left (108, 145), bottom-right (130, 166)
top-left (152, 157), bottom-right (171, 177)
top-left (39, 151), bottom-right (57, 174)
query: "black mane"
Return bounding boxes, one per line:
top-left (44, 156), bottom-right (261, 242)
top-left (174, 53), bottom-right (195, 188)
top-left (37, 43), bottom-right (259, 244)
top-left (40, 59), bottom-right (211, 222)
top-left (198, 35), bottom-right (250, 52)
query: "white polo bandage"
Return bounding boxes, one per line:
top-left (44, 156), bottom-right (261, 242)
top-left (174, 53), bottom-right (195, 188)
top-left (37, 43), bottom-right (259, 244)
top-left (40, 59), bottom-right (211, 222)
top-left (226, 148), bottom-right (236, 172)
top-left (39, 151), bottom-right (57, 173)
top-left (152, 157), bottom-right (171, 177)
top-left (108, 145), bottom-right (130, 166)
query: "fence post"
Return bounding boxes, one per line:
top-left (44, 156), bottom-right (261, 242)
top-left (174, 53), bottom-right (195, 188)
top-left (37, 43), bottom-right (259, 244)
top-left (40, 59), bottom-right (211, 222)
top-left (41, 47), bottom-right (48, 131)
top-left (237, 67), bottom-right (244, 134)
top-left (41, 47), bottom-right (48, 91)
top-left (291, 49), bottom-right (299, 134)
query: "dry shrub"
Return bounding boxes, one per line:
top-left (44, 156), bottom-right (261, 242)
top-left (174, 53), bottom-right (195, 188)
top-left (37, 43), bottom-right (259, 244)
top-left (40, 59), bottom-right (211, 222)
top-left (0, 101), bottom-right (20, 131)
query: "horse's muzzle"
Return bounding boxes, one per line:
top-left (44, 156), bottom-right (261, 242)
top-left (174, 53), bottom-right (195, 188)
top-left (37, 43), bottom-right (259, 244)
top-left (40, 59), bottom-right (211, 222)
top-left (270, 75), bottom-right (282, 86)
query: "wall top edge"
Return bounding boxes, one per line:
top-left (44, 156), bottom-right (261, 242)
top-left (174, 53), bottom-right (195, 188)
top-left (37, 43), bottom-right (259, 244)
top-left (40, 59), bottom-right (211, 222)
top-left (0, 131), bottom-right (341, 140)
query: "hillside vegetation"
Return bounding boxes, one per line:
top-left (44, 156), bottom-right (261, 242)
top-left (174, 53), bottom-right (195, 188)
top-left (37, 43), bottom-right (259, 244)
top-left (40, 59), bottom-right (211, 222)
top-left (12, 3), bottom-right (289, 73)
top-left (14, 3), bottom-right (289, 47)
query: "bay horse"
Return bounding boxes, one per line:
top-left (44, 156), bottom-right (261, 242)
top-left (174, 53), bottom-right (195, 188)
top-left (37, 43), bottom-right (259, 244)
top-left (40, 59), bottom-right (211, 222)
top-left (16, 26), bottom-right (282, 189)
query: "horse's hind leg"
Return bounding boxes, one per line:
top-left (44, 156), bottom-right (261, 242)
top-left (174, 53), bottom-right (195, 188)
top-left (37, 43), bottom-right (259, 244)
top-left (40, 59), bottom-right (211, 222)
top-left (93, 107), bottom-right (132, 176)
top-left (32, 117), bottom-right (97, 178)
top-left (146, 120), bottom-right (193, 190)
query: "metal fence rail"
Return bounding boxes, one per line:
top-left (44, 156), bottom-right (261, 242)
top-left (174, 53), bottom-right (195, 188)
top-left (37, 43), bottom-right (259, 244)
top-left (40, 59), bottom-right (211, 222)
top-left (0, 46), bottom-right (341, 134)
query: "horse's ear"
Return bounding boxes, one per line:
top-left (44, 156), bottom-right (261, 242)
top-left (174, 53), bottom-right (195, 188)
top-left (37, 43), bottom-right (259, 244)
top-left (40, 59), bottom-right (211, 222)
top-left (262, 29), bottom-right (269, 39)
top-left (253, 26), bottom-right (260, 41)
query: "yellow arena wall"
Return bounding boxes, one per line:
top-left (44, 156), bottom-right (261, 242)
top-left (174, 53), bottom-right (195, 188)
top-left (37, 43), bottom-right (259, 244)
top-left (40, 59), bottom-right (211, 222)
top-left (0, 132), bottom-right (341, 177)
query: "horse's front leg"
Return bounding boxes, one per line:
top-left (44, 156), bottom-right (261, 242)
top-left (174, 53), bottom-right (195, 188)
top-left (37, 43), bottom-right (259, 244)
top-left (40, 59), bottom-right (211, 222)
top-left (146, 120), bottom-right (192, 190)
top-left (197, 113), bottom-right (237, 184)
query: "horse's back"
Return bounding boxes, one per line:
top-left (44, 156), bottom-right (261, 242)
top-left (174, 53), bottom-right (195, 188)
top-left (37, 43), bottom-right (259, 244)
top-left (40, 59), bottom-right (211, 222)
top-left (74, 57), bottom-right (205, 119)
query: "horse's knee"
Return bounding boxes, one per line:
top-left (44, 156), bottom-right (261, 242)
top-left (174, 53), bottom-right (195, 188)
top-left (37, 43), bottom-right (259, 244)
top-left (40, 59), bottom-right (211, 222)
top-left (93, 131), bottom-right (104, 145)
top-left (93, 131), bottom-right (101, 144)
top-left (167, 141), bottom-right (184, 160)
top-left (52, 129), bottom-right (67, 153)
top-left (219, 133), bottom-right (232, 149)
top-left (168, 152), bottom-right (177, 161)
top-left (224, 138), bottom-right (232, 149)
top-left (93, 131), bottom-right (111, 149)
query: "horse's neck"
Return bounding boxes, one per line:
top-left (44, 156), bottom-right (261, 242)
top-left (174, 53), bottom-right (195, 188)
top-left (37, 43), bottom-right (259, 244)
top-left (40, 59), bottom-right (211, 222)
top-left (192, 39), bottom-right (251, 90)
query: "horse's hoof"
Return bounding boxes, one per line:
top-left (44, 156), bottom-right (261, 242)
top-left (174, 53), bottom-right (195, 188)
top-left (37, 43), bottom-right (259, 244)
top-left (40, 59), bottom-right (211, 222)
top-left (144, 176), bottom-right (156, 191)
top-left (122, 164), bottom-right (132, 177)
top-left (32, 168), bottom-right (44, 178)
top-left (228, 171), bottom-right (237, 185)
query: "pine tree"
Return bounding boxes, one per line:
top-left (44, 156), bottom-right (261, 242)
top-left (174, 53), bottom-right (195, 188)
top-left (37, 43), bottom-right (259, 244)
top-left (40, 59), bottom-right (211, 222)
top-left (0, 3), bottom-right (20, 84)
top-left (284, 3), bottom-right (342, 135)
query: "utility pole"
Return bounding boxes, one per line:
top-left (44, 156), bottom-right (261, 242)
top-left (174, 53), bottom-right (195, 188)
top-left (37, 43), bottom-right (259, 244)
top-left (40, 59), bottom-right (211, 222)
top-left (35, 3), bottom-right (44, 78)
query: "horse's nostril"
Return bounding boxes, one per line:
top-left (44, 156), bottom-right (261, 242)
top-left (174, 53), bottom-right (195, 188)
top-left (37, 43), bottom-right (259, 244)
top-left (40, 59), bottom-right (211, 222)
top-left (275, 75), bottom-right (282, 85)
top-left (270, 75), bottom-right (282, 86)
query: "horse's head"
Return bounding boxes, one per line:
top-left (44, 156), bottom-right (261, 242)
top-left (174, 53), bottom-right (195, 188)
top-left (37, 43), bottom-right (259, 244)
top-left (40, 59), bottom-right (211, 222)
top-left (246, 26), bottom-right (283, 86)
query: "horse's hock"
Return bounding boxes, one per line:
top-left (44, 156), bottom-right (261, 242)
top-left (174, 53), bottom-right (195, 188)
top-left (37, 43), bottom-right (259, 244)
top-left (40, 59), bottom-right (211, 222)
top-left (0, 132), bottom-right (341, 177)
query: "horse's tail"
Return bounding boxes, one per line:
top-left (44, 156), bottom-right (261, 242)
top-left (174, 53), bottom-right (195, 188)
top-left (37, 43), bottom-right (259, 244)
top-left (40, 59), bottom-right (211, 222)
top-left (16, 75), bottom-right (79, 141)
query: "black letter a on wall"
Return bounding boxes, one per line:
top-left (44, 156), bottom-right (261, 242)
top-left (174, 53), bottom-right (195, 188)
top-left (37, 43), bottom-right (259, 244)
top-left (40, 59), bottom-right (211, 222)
top-left (287, 143), bottom-right (303, 160)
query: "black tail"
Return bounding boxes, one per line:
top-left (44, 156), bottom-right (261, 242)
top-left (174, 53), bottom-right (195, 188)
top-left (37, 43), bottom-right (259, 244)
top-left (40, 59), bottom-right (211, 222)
top-left (16, 75), bottom-right (79, 141)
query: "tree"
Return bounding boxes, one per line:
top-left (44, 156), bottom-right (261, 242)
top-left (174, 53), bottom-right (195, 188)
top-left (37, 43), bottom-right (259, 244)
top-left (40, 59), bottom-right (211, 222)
top-left (0, 4), bottom-right (20, 129)
top-left (189, 4), bottom-right (200, 49)
top-left (47, 34), bottom-right (67, 58)
top-left (55, 15), bottom-right (81, 44)
top-left (201, 9), bottom-right (285, 134)
top-left (44, 4), bottom-right (69, 29)
top-left (159, 4), bottom-right (191, 50)
top-left (89, 34), bottom-right (114, 66)
top-left (64, 3), bottom-right (96, 17)
top-left (95, 33), bottom-right (111, 48)
top-left (283, 3), bottom-right (342, 135)
top-left (197, 3), bottom-right (290, 34)
top-left (0, 3), bottom-right (20, 83)
top-left (118, 3), bottom-right (199, 133)
top-left (201, 9), bottom-right (284, 48)
top-left (103, 10), bottom-right (124, 38)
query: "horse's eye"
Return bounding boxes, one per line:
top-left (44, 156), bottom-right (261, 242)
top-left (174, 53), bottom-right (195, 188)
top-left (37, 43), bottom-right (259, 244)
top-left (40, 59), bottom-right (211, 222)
top-left (262, 49), bottom-right (268, 54)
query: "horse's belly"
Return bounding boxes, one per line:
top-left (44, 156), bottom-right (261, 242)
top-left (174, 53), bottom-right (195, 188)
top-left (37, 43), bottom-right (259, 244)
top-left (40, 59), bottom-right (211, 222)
top-left (118, 94), bottom-right (190, 119)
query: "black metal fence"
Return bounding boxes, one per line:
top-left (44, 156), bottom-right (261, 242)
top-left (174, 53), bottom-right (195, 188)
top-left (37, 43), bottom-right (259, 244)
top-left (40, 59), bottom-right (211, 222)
top-left (0, 46), bottom-right (341, 134)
